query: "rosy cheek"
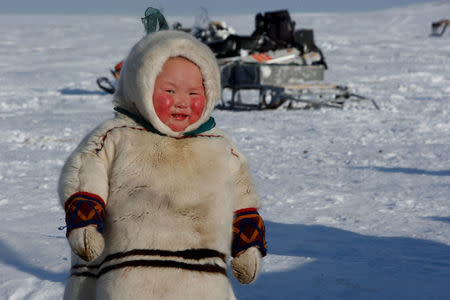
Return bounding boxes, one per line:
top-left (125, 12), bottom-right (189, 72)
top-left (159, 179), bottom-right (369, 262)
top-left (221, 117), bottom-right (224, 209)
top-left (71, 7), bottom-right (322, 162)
top-left (190, 96), bottom-right (205, 119)
top-left (153, 91), bottom-right (174, 123)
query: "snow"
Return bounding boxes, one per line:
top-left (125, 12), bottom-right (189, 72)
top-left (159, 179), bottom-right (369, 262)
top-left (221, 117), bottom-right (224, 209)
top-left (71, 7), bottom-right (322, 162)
top-left (0, 2), bottom-right (449, 299)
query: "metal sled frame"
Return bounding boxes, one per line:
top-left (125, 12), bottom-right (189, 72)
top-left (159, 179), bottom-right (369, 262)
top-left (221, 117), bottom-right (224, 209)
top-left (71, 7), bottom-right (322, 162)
top-left (219, 82), bottom-right (379, 110)
top-left (218, 62), bottom-right (379, 110)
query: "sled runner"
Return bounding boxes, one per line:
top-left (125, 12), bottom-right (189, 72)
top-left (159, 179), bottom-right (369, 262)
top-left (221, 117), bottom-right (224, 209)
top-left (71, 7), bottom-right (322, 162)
top-left (219, 61), bottom-right (379, 110)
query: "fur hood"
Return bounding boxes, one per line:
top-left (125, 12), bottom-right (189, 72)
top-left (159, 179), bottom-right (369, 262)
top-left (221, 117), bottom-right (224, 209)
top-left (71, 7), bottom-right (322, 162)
top-left (113, 30), bottom-right (221, 138)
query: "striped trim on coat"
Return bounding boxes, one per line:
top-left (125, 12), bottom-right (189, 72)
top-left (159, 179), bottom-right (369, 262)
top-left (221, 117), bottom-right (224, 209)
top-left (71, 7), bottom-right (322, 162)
top-left (70, 248), bottom-right (228, 278)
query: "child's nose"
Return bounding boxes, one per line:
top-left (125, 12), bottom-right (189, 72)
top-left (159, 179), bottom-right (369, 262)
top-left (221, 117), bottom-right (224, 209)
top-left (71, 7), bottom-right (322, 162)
top-left (174, 93), bottom-right (189, 108)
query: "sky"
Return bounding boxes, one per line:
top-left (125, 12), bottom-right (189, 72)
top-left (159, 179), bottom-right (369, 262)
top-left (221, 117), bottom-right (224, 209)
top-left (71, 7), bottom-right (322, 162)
top-left (0, 0), bottom-right (442, 16)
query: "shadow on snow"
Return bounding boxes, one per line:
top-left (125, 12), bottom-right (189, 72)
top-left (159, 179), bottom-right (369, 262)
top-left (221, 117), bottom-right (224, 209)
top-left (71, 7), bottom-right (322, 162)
top-left (232, 221), bottom-right (450, 300)
top-left (59, 88), bottom-right (106, 96)
top-left (426, 216), bottom-right (450, 224)
top-left (0, 239), bottom-right (66, 283)
top-left (351, 165), bottom-right (450, 176)
top-left (2, 222), bottom-right (450, 297)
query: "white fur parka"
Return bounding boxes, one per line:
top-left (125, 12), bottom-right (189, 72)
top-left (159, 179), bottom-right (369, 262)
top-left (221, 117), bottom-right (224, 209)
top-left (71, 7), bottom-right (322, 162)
top-left (59, 31), bottom-right (266, 300)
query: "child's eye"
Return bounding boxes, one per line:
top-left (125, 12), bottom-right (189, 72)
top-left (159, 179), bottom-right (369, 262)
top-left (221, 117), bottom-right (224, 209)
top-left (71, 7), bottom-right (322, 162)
top-left (189, 89), bottom-right (204, 96)
top-left (165, 89), bottom-right (175, 94)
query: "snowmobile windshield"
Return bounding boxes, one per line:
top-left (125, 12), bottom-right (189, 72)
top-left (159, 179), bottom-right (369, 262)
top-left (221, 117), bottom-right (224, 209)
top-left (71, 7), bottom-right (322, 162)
top-left (141, 7), bottom-right (169, 34)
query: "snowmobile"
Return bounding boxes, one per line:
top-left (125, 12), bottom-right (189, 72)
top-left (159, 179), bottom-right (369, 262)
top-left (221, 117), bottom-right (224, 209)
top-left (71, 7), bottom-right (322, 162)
top-left (96, 8), bottom-right (378, 110)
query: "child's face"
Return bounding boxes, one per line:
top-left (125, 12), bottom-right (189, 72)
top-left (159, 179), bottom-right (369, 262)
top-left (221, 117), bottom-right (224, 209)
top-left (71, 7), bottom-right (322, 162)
top-left (153, 57), bottom-right (206, 132)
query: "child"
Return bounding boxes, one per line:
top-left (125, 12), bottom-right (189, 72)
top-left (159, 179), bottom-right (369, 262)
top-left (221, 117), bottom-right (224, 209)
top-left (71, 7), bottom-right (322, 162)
top-left (59, 30), bottom-right (267, 300)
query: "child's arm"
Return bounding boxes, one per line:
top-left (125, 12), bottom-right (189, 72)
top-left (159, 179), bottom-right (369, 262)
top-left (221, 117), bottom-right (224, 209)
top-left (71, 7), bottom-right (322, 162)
top-left (229, 145), bottom-right (267, 284)
top-left (58, 125), bottom-right (113, 261)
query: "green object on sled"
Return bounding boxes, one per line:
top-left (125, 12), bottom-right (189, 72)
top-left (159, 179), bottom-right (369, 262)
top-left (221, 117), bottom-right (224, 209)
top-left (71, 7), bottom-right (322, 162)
top-left (141, 7), bottom-right (169, 34)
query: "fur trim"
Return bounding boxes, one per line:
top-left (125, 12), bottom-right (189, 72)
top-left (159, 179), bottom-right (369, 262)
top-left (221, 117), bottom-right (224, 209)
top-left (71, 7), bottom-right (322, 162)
top-left (113, 30), bottom-right (221, 137)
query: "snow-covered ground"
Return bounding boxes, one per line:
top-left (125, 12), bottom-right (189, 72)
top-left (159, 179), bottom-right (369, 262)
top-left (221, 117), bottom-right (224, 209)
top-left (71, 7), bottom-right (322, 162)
top-left (1, 2), bottom-right (449, 299)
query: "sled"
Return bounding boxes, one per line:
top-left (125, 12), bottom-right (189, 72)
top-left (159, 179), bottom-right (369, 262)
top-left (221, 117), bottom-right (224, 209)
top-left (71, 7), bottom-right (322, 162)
top-left (431, 19), bottom-right (449, 36)
top-left (192, 10), bottom-right (377, 110)
top-left (219, 80), bottom-right (379, 110)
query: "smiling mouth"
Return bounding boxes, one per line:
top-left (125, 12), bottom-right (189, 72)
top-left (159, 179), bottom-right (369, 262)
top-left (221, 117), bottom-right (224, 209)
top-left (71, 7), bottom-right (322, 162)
top-left (171, 113), bottom-right (189, 120)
